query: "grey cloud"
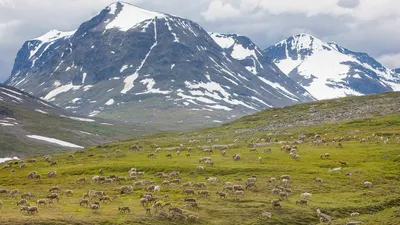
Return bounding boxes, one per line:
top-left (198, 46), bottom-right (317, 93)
top-left (0, 59), bottom-right (11, 79)
top-left (203, 12), bottom-right (354, 49)
top-left (337, 0), bottom-right (360, 9)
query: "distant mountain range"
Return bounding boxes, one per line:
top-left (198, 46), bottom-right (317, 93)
top-left (4, 2), bottom-right (400, 129)
top-left (208, 33), bottom-right (313, 101)
top-left (265, 33), bottom-right (400, 100)
top-left (4, 2), bottom-right (313, 129)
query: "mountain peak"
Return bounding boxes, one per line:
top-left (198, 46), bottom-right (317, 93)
top-left (209, 32), bottom-right (262, 62)
top-left (293, 33), bottom-right (316, 38)
top-left (209, 32), bottom-right (237, 49)
top-left (107, 1), bottom-right (157, 14)
top-left (105, 1), bottom-right (166, 31)
top-left (279, 33), bottom-right (328, 52)
top-left (265, 34), bottom-right (400, 100)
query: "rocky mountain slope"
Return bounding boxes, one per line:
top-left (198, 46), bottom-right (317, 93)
top-left (0, 84), bottom-right (144, 157)
top-left (265, 33), bottom-right (400, 100)
top-left (5, 2), bottom-right (313, 130)
top-left (209, 33), bottom-right (314, 101)
top-left (228, 92), bottom-right (400, 134)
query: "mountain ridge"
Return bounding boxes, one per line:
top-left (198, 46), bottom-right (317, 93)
top-left (209, 32), bottom-right (314, 101)
top-left (5, 1), bottom-right (313, 130)
top-left (0, 83), bottom-right (145, 157)
top-left (265, 33), bottom-right (400, 100)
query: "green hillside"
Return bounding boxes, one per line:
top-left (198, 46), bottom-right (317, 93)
top-left (0, 92), bottom-right (399, 224)
top-left (0, 84), bottom-right (151, 157)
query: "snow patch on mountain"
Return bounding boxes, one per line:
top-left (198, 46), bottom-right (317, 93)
top-left (62, 115), bottom-right (95, 122)
top-left (183, 80), bottom-right (254, 109)
top-left (231, 44), bottom-right (256, 60)
top-left (251, 96), bottom-right (271, 107)
top-left (121, 74), bottom-right (138, 94)
top-left (89, 111), bottom-right (101, 117)
top-left (27, 135), bottom-right (84, 148)
top-left (257, 77), bottom-right (299, 101)
top-left (120, 65), bottom-right (129, 73)
top-left (43, 83), bottom-right (81, 101)
top-left (28, 30), bottom-right (76, 60)
top-left (210, 32), bottom-right (256, 60)
top-left (278, 58), bottom-right (302, 75)
top-left (70, 98), bottom-right (81, 104)
top-left (82, 73), bottom-right (87, 84)
top-left (0, 122), bottom-right (14, 126)
top-left (137, 78), bottom-right (171, 95)
top-left (0, 117), bottom-right (18, 126)
top-left (0, 157), bottom-right (19, 163)
top-left (209, 33), bottom-right (235, 48)
top-left (34, 109), bottom-right (48, 114)
top-left (100, 123), bottom-right (113, 126)
top-left (105, 99), bottom-right (115, 105)
top-left (106, 2), bottom-right (166, 32)
top-left (2, 91), bottom-right (23, 102)
top-left (0, 87), bottom-right (22, 96)
top-left (206, 105), bottom-right (232, 111)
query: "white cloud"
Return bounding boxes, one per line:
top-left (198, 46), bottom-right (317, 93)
top-left (201, 0), bottom-right (240, 21)
top-left (351, 0), bottom-right (400, 22)
top-left (0, 20), bottom-right (21, 39)
top-left (0, 0), bottom-right (16, 8)
top-left (242, 0), bottom-right (352, 17)
top-left (377, 53), bottom-right (400, 69)
top-left (239, 0), bottom-right (260, 13)
top-left (337, 0), bottom-right (360, 8)
top-left (289, 28), bottom-right (316, 37)
top-left (202, 0), bottom-right (353, 20)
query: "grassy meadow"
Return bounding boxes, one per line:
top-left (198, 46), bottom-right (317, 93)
top-left (0, 95), bottom-right (400, 224)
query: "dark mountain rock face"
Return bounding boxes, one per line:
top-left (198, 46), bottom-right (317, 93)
top-left (265, 33), bottom-right (400, 100)
top-left (6, 2), bottom-right (313, 129)
top-left (209, 33), bottom-right (314, 101)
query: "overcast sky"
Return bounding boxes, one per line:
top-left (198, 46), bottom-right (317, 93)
top-left (0, 0), bottom-right (399, 82)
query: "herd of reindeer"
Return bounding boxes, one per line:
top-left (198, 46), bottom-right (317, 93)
top-left (0, 132), bottom-right (392, 224)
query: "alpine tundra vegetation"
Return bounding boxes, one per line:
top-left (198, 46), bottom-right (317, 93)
top-left (0, 92), bottom-right (400, 224)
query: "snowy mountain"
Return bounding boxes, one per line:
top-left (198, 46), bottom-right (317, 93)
top-left (5, 2), bottom-right (313, 129)
top-left (0, 83), bottom-right (141, 157)
top-left (265, 33), bottom-right (400, 100)
top-left (395, 68), bottom-right (400, 74)
top-left (209, 33), bottom-right (314, 101)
